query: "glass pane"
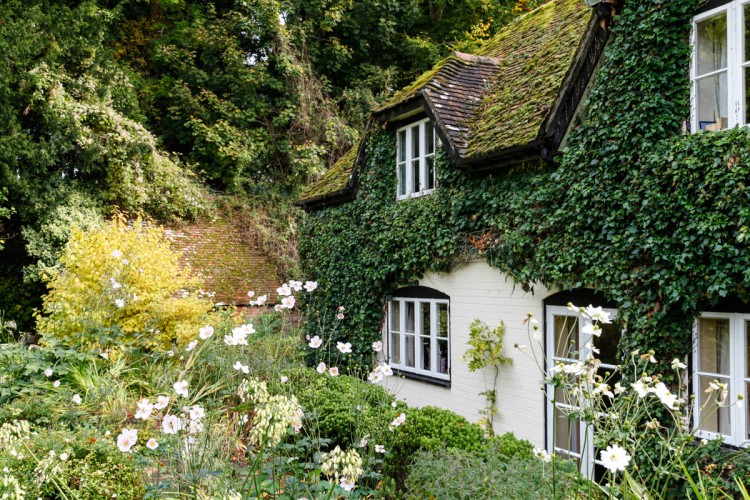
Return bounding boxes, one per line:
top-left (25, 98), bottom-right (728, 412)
top-left (698, 375), bottom-right (731, 435)
top-left (438, 303), bottom-right (448, 338)
top-left (411, 125), bottom-right (420, 159)
top-left (426, 156), bottom-right (435, 190)
top-left (696, 72), bottom-right (728, 131)
top-left (437, 338), bottom-right (448, 374)
top-left (747, 382), bottom-right (750, 441)
top-left (554, 315), bottom-right (578, 359)
top-left (390, 331), bottom-right (401, 365)
top-left (425, 121), bottom-right (434, 155)
top-left (421, 302), bottom-right (431, 337)
top-left (745, 5), bottom-right (750, 62)
top-left (390, 301), bottom-right (400, 332)
top-left (696, 13), bottom-right (727, 76)
top-left (745, 67), bottom-right (750, 125)
top-left (420, 336), bottom-right (431, 371)
top-left (555, 384), bottom-right (576, 406)
top-left (699, 318), bottom-right (731, 375)
top-left (412, 159), bottom-right (420, 192)
top-left (398, 130), bottom-right (406, 163)
top-left (594, 322), bottom-right (621, 366)
top-left (398, 163), bottom-right (406, 196)
top-left (405, 301), bottom-right (415, 333)
top-left (554, 405), bottom-right (580, 456)
top-left (746, 321), bottom-right (750, 378)
top-left (404, 334), bottom-right (415, 367)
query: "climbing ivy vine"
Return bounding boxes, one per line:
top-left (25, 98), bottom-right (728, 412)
top-left (300, 0), bottom-right (750, 386)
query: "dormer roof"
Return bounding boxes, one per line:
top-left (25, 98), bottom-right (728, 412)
top-left (300, 0), bottom-right (611, 210)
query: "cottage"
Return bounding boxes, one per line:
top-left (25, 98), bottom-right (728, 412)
top-left (299, 0), bottom-right (750, 478)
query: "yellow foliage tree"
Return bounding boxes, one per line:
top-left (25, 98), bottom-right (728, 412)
top-left (37, 216), bottom-right (213, 351)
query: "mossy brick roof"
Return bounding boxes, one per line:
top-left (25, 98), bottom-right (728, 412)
top-left (298, 144), bottom-right (359, 204)
top-left (165, 214), bottom-right (281, 305)
top-left (301, 0), bottom-right (596, 207)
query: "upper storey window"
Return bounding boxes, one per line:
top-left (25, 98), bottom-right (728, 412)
top-left (396, 119), bottom-right (436, 199)
top-left (692, 1), bottom-right (750, 131)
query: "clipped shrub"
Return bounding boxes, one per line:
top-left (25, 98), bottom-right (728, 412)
top-left (36, 215), bottom-right (213, 351)
top-left (283, 368), bottom-right (394, 449)
top-left (384, 405), bottom-right (487, 490)
top-left (405, 451), bottom-right (581, 500)
top-left (484, 431), bottom-right (534, 460)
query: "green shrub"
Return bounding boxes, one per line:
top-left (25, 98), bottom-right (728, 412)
top-left (0, 425), bottom-right (144, 499)
top-left (384, 405), bottom-right (487, 490)
top-left (483, 431), bottom-right (534, 460)
top-left (405, 448), bottom-right (583, 499)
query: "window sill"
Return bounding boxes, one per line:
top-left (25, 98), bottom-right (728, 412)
top-left (396, 189), bottom-right (436, 201)
top-left (392, 368), bottom-right (451, 387)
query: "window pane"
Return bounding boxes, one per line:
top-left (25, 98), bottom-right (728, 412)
top-left (426, 156), bottom-right (435, 190)
top-left (554, 315), bottom-right (578, 359)
top-left (420, 335), bottom-right (431, 371)
top-left (398, 130), bottom-right (406, 163)
top-left (554, 405), bottom-right (580, 456)
top-left (437, 338), bottom-right (449, 374)
top-left (411, 125), bottom-right (420, 159)
top-left (405, 301), bottom-right (415, 333)
top-left (398, 163), bottom-right (406, 196)
top-left (697, 375), bottom-right (731, 435)
top-left (390, 301), bottom-right (400, 332)
top-left (593, 322), bottom-right (621, 366)
top-left (390, 330), bottom-right (401, 365)
top-left (747, 382), bottom-right (750, 441)
top-left (696, 72), bottom-right (728, 130)
top-left (745, 67), bottom-right (750, 125)
top-left (745, 5), bottom-right (750, 62)
top-left (405, 334), bottom-right (415, 367)
top-left (746, 320), bottom-right (750, 378)
top-left (438, 303), bottom-right (448, 338)
top-left (699, 318), bottom-right (731, 375)
top-left (696, 13), bottom-right (727, 76)
top-left (412, 159), bottom-right (420, 192)
top-left (421, 302), bottom-right (431, 337)
top-left (425, 121), bottom-right (434, 155)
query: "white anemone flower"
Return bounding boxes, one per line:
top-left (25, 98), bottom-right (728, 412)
top-left (114, 299), bottom-right (125, 308)
top-left (162, 414), bottom-right (183, 434)
top-left (198, 325), bottom-right (214, 340)
top-left (600, 444), bottom-right (631, 473)
top-left (329, 367), bottom-right (340, 377)
top-left (117, 428), bottom-right (138, 452)
top-left (281, 295), bottom-right (296, 309)
top-left (254, 294), bottom-right (268, 306)
top-left (233, 361), bottom-right (250, 374)
top-left (390, 413), bottom-right (406, 427)
top-left (276, 283), bottom-right (292, 296)
top-left (336, 342), bottom-right (352, 354)
top-left (316, 362), bottom-right (327, 374)
top-left (372, 341), bottom-right (383, 352)
top-left (146, 438), bottom-right (159, 450)
top-left (155, 395), bottom-right (170, 410)
top-left (651, 382), bottom-right (679, 409)
top-left (173, 380), bottom-right (189, 398)
top-left (585, 305), bottom-right (612, 324)
top-left (309, 335), bottom-right (323, 348)
top-left (671, 358), bottom-right (687, 370)
top-left (631, 380), bottom-right (649, 397)
top-left (288, 280), bottom-right (303, 292)
top-left (135, 399), bottom-right (154, 420)
top-left (44, 368), bottom-right (53, 377)
top-left (304, 281), bottom-right (318, 292)
top-left (72, 394), bottom-right (82, 404)
top-left (340, 478), bottom-right (355, 492)
top-left (375, 444), bottom-right (385, 453)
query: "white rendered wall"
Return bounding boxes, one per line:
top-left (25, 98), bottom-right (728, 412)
top-left (380, 258), bottom-right (551, 447)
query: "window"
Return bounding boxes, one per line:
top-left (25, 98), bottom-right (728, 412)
top-left (693, 313), bottom-right (750, 447)
top-left (691, 1), bottom-right (750, 131)
top-left (545, 304), bottom-right (620, 479)
top-left (396, 118), bottom-right (436, 199)
top-left (387, 292), bottom-right (449, 381)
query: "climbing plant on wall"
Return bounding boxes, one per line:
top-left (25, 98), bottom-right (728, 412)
top-left (301, 0), bottom-right (750, 384)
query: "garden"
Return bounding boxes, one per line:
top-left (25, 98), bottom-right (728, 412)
top-left (0, 219), bottom-right (748, 499)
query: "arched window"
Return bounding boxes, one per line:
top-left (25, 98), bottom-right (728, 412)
top-left (387, 286), bottom-right (450, 381)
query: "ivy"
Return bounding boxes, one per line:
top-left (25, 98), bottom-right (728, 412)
top-left (300, 0), bottom-right (750, 391)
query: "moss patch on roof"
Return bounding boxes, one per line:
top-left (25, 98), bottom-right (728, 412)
top-left (377, 58), bottom-right (450, 112)
top-left (465, 0), bottom-right (590, 158)
top-left (299, 144), bottom-right (359, 203)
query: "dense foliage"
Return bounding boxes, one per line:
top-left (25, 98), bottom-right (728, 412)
top-left (300, 0), bottom-right (750, 487)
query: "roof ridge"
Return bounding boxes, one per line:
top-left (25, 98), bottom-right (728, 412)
top-left (450, 51), bottom-right (501, 66)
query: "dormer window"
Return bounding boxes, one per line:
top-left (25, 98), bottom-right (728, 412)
top-left (692, 1), bottom-right (750, 131)
top-left (396, 118), bottom-right (436, 199)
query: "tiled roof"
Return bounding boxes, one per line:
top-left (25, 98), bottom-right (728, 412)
top-left (165, 214), bottom-right (281, 305)
top-left (300, 0), bottom-right (601, 208)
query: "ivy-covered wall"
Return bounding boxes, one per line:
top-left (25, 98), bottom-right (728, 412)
top-left (300, 0), bottom-right (750, 375)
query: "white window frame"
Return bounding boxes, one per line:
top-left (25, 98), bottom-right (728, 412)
top-left (693, 312), bottom-right (750, 447)
top-left (387, 297), bottom-right (450, 381)
top-left (691, 0), bottom-right (750, 132)
top-left (396, 118), bottom-right (437, 200)
top-left (545, 305), bottom-right (619, 480)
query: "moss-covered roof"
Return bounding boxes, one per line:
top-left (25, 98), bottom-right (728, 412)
top-left (300, 0), bottom-right (596, 208)
top-left (298, 144), bottom-right (359, 204)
